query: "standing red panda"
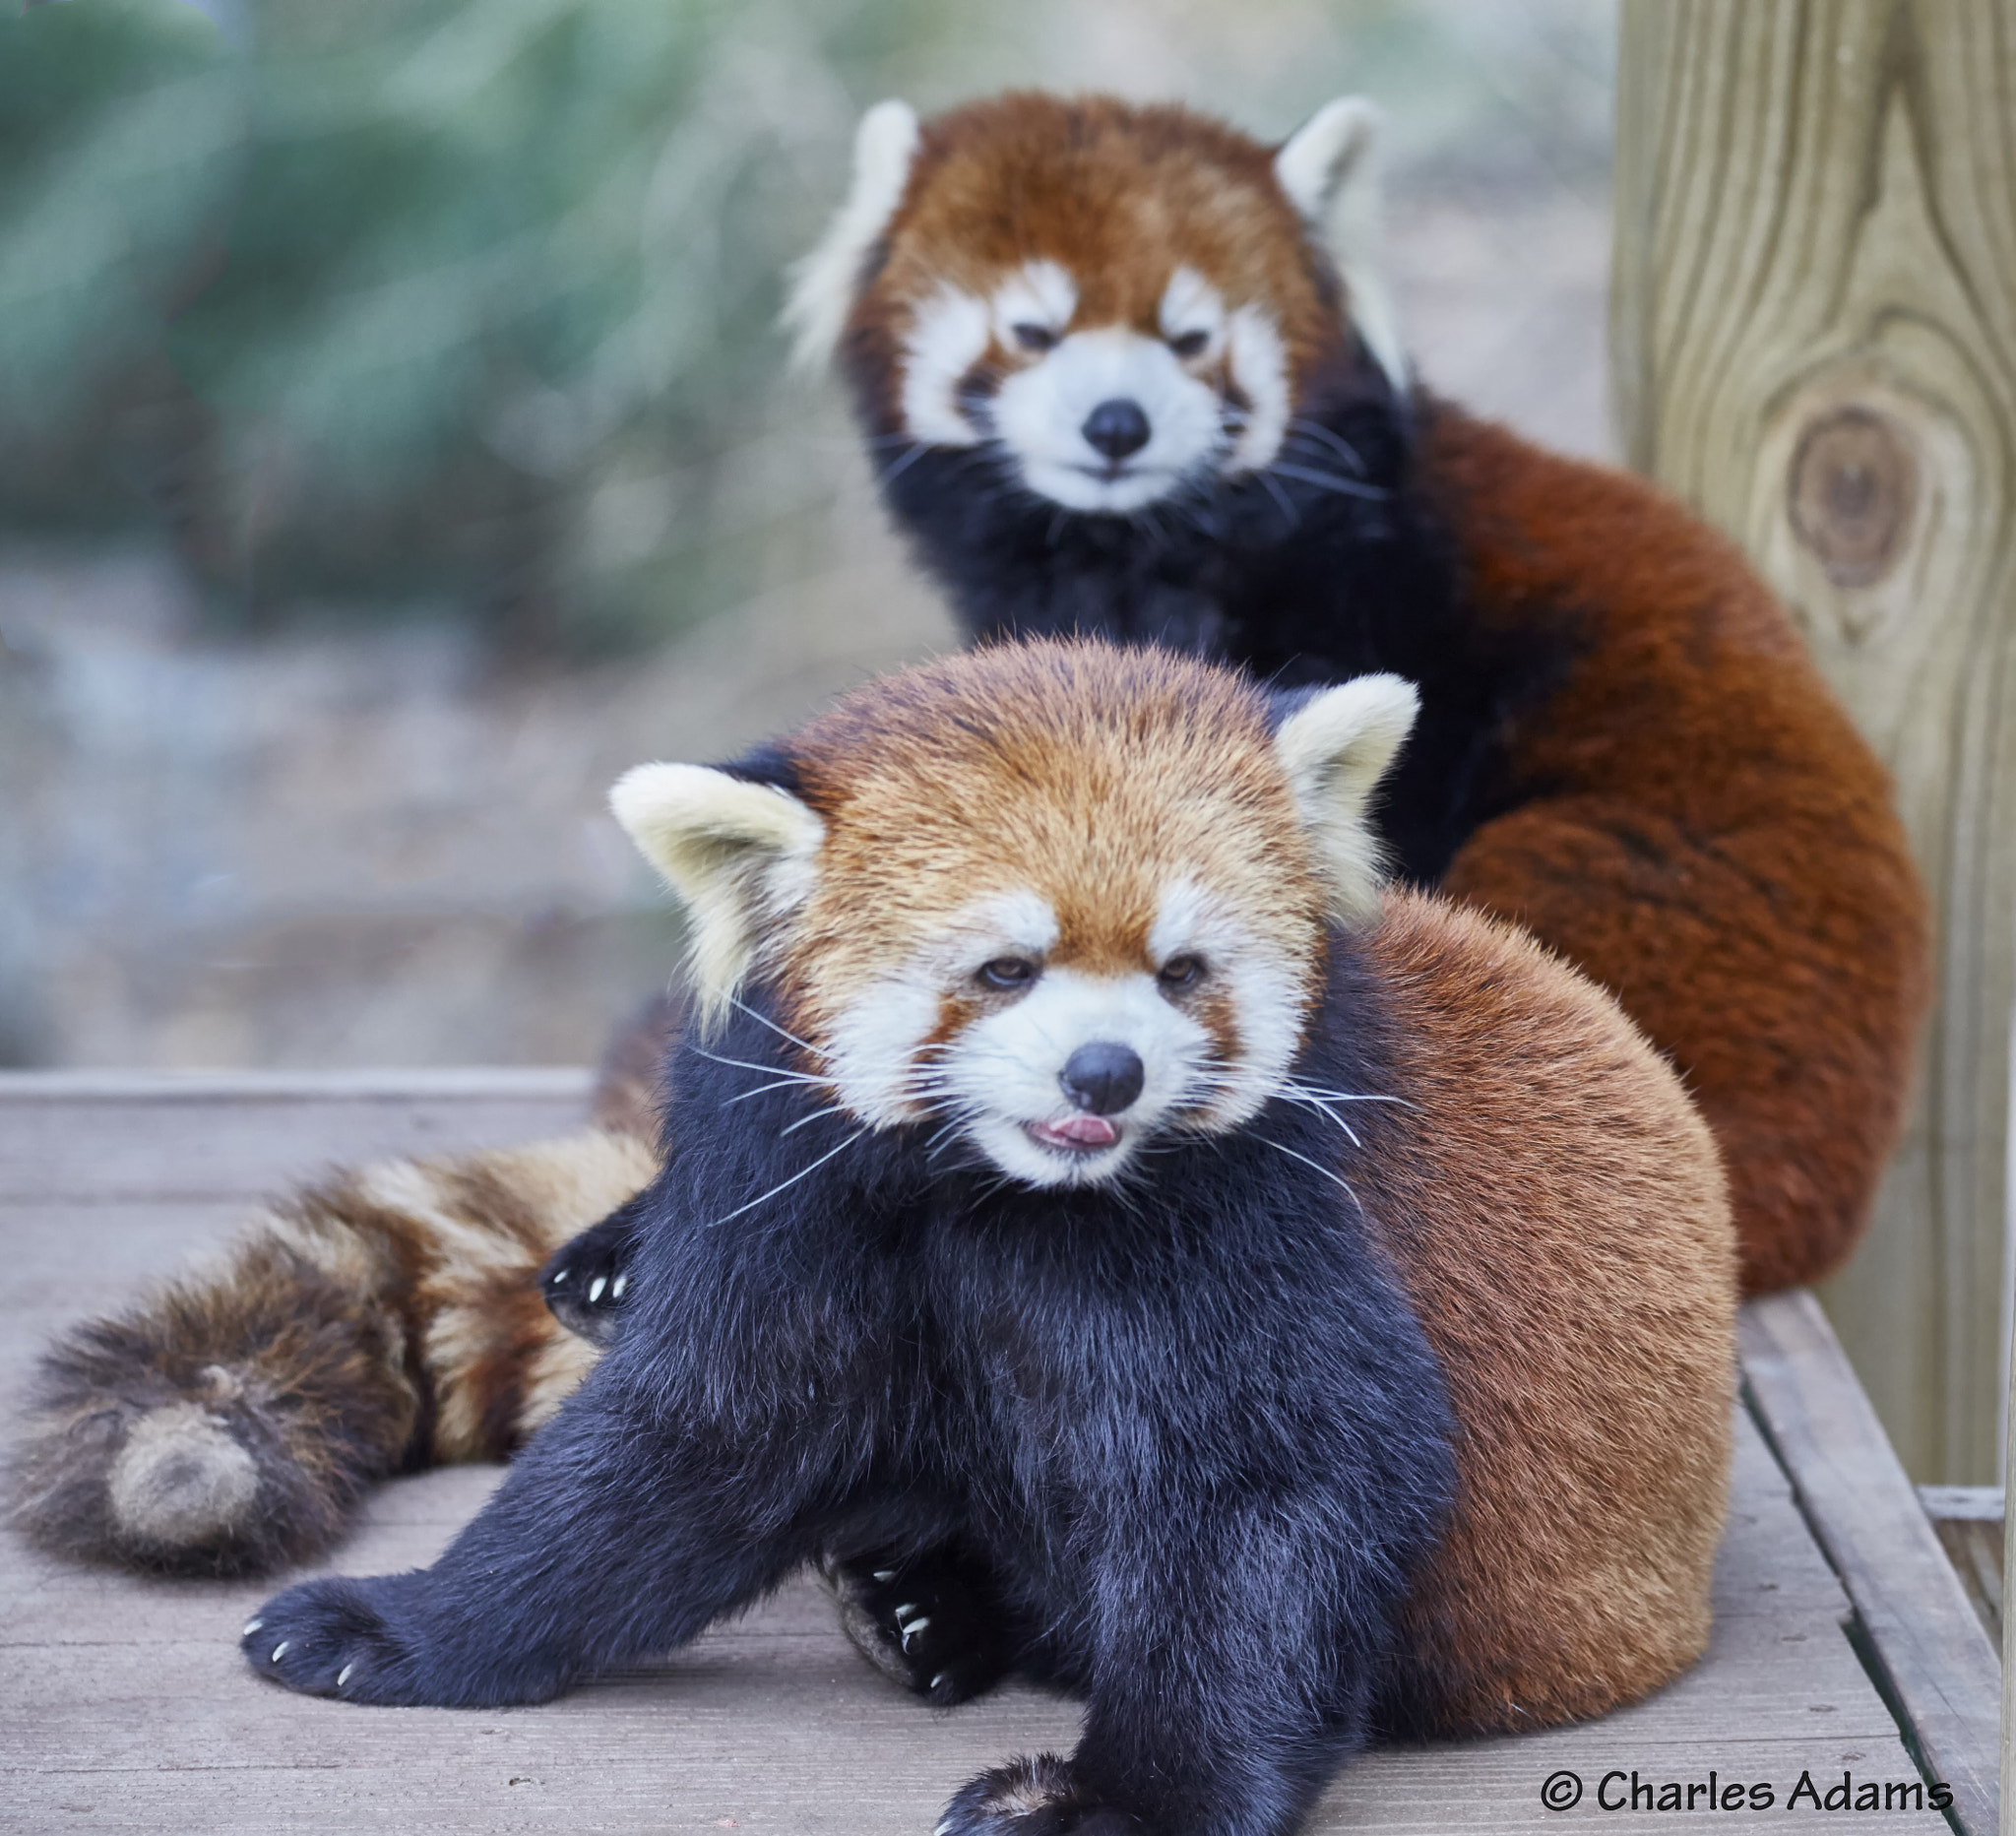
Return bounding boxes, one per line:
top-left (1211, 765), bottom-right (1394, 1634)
top-left (785, 91), bottom-right (1926, 1298)
top-left (235, 642), bottom-right (1734, 1836)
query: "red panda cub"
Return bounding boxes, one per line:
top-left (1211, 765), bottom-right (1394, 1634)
top-left (792, 91), bottom-right (1927, 1298)
top-left (238, 640), bottom-right (1734, 1835)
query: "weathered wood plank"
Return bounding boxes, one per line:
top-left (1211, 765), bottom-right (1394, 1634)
top-left (0, 1070), bottom-right (592, 1203)
top-left (0, 1416), bottom-right (1952, 1836)
top-left (1917, 1486), bottom-right (2003, 1642)
top-left (1612, 0), bottom-right (2016, 1488)
top-left (1739, 1290), bottom-right (2001, 1834)
top-left (0, 1088), bottom-right (1967, 1833)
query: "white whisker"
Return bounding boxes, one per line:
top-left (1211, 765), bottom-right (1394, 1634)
top-left (729, 997), bottom-right (831, 1062)
top-left (1286, 417), bottom-right (1367, 474)
top-left (1275, 1090), bottom-right (1360, 1147)
top-left (1267, 461), bottom-right (1386, 501)
top-left (1254, 1132), bottom-right (1364, 1217)
top-left (725, 1077), bottom-right (832, 1107)
top-left (692, 1045), bottom-right (826, 1084)
top-left (780, 1103), bottom-right (850, 1137)
top-left (707, 1130), bottom-right (868, 1230)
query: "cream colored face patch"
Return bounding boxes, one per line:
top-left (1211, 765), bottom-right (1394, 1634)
top-left (899, 285), bottom-right (991, 449)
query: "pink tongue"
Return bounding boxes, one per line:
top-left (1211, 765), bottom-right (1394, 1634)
top-left (1038, 1114), bottom-right (1119, 1148)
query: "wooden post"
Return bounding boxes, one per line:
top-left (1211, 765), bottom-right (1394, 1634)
top-left (1611, 0), bottom-right (2016, 1485)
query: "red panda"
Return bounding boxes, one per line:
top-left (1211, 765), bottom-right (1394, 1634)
top-left (790, 91), bottom-right (1927, 1298)
top-left (234, 641), bottom-right (1733, 1833)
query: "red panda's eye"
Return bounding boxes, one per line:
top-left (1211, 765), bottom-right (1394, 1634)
top-left (978, 957), bottom-right (1040, 990)
top-left (1012, 323), bottom-right (1058, 353)
top-left (1168, 330), bottom-right (1211, 360)
top-left (1158, 954), bottom-right (1206, 989)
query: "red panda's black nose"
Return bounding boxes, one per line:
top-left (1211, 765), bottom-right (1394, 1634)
top-left (1060, 1043), bottom-right (1146, 1115)
top-left (1082, 399), bottom-right (1152, 462)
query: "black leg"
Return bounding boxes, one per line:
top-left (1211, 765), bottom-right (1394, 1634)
top-left (240, 1360), bottom-right (827, 1707)
top-left (821, 1540), bottom-right (1018, 1706)
top-left (936, 1512), bottom-right (1384, 1836)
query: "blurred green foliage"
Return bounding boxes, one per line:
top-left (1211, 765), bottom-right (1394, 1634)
top-left (0, 0), bottom-right (952, 653)
top-left (0, 0), bottom-right (1610, 658)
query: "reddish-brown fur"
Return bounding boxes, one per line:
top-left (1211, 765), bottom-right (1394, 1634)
top-left (1359, 892), bottom-right (1733, 1729)
top-left (1422, 412), bottom-right (1930, 1294)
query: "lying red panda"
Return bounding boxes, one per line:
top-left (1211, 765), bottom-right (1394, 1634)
top-left (233, 641), bottom-right (1734, 1836)
top-left (786, 91), bottom-right (1926, 1298)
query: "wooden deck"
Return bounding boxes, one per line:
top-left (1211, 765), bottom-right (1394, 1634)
top-left (0, 1074), bottom-right (1999, 1834)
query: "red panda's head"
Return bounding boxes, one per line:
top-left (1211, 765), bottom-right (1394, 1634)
top-left (785, 92), bottom-right (1405, 517)
top-left (611, 642), bottom-right (1416, 1188)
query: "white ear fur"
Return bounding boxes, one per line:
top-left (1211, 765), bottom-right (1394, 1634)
top-left (781, 99), bottom-right (921, 372)
top-left (1274, 97), bottom-right (1407, 392)
top-left (609, 763), bottom-right (825, 1025)
top-left (1273, 673), bottom-right (1419, 920)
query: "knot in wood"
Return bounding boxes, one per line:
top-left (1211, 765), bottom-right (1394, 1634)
top-left (1787, 406), bottom-right (1917, 589)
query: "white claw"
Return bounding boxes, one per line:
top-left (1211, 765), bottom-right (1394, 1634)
top-left (242, 1619), bottom-right (263, 1637)
top-left (271, 1642), bottom-right (289, 1663)
top-left (550, 1268), bottom-right (569, 1285)
top-left (900, 1615), bottom-right (931, 1646)
top-left (929, 1671), bottom-right (949, 1690)
top-left (893, 1602), bottom-right (919, 1623)
top-left (588, 1276), bottom-right (606, 1303)
top-left (936, 1820), bottom-right (955, 1836)
top-left (872, 1569), bottom-right (897, 1583)
top-left (610, 1274), bottom-right (627, 1299)
top-left (337, 1665), bottom-right (353, 1688)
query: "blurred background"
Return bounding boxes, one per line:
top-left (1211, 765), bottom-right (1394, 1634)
top-left (0, 0), bottom-right (1615, 1071)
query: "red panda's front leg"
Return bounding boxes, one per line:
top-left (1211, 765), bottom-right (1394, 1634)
top-left (239, 1356), bottom-right (837, 1707)
top-left (939, 1513), bottom-right (1387, 1836)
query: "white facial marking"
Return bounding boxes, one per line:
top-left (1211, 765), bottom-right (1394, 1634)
top-left (825, 890), bottom-right (1059, 1128)
top-left (1159, 267), bottom-right (1227, 357)
top-left (992, 259), bottom-right (1077, 347)
top-left (1225, 305), bottom-right (1290, 474)
top-left (1149, 877), bottom-right (1304, 1124)
top-left (899, 285), bottom-right (991, 449)
top-left (989, 327), bottom-right (1226, 514)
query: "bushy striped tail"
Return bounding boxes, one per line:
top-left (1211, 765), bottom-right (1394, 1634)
top-left (9, 1126), bottom-right (657, 1576)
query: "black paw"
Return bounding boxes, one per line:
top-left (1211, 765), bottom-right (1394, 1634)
top-left (939, 1756), bottom-right (1143, 1835)
top-left (540, 1202), bottom-right (641, 1347)
top-left (820, 1543), bottom-right (1013, 1707)
top-left (240, 1573), bottom-right (427, 1704)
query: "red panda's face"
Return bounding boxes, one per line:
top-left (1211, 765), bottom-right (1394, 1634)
top-left (893, 254), bottom-right (1293, 515)
top-left (611, 644), bottom-right (1418, 1192)
top-left (787, 95), bottom-right (1407, 518)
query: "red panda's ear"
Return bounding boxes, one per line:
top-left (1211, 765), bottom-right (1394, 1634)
top-left (608, 764), bottom-right (825, 1028)
top-left (1271, 673), bottom-right (1418, 922)
top-left (782, 99), bottom-right (921, 373)
top-left (1274, 97), bottom-right (1407, 393)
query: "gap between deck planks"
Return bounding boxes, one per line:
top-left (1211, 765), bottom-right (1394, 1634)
top-left (0, 1074), bottom-right (1984, 1834)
